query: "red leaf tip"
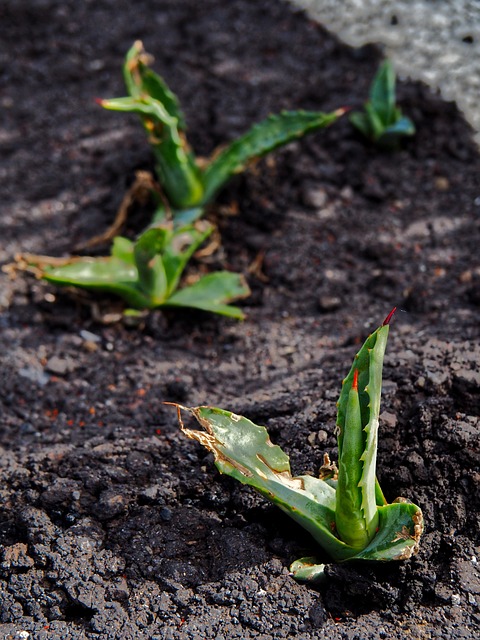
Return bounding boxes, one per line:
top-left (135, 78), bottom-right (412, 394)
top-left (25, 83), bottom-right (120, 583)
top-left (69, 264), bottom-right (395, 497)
top-left (352, 368), bottom-right (359, 391)
top-left (382, 306), bottom-right (397, 326)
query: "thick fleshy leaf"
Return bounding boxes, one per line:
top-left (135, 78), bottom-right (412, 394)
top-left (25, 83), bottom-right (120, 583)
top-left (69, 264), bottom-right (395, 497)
top-left (369, 60), bottom-right (396, 125)
top-left (122, 41), bottom-right (186, 129)
top-left (290, 557), bottom-right (326, 582)
top-left (383, 116), bottom-right (416, 138)
top-left (176, 406), bottom-right (358, 560)
top-left (202, 109), bottom-right (344, 202)
top-left (335, 321), bottom-right (390, 548)
top-left (335, 367), bottom-right (375, 549)
top-left (101, 95), bottom-right (203, 209)
top-left (111, 236), bottom-right (135, 264)
top-left (133, 228), bottom-right (170, 303)
top-left (364, 102), bottom-right (386, 140)
top-left (337, 324), bottom-right (388, 456)
top-left (348, 111), bottom-right (371, 139)
top-left (166, 272), bottom-right (250, 319)
top-left (354, 500), bottom-right (423, 561)
top-left (100, 96), bottom-right (176, 126)
top-left (162, 223), bottom-right (213, 297)
top-left (41, 257), bottom-right (150, 309)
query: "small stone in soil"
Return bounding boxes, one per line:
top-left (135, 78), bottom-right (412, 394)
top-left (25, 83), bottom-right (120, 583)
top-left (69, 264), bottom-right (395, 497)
top-left (45, 355), bottom-right (76, 375)
top-left (317, 296), bottom-right (342, 312)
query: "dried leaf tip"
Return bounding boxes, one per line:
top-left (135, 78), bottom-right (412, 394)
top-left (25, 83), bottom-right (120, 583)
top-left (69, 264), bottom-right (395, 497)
top-left (382, 306), bottom-right (397, 326)
top-left (163, 401), bottom-right (187, 424)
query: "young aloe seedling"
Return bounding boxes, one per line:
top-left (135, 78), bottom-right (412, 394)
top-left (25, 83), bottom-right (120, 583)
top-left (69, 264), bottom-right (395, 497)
top-left (350, 60), bottom-right (415, 148)
top-left (27, 223), bottom-right (249, 318)
top-left (99, 41), bottom-right (345, 225)
top-left (173, 310), bottom-right (423, 581)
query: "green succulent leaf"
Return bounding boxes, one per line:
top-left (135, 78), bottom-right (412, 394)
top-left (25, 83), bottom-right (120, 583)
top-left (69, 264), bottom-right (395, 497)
top-left (100, 95), bottom-right (176, 125)
top-left (364, 102), bottom-right (386, 140)
top-left (133, 227), bottom-right (170, 303)
top-left (176, 405), bottom-right (355, 560)
top-left (161, 223), bottom-right (214, 297)
top-left (335, 367), bottom-right (375, 549)
top-left (355, 500), bottom-right (423, 561)
top-left (383, 115), bottom-right (416, 138)
top-left (111, 236), bottom-right (135, 264)
top-left (369, 60), bottom-right (396, 125)
top-left (348, 111), bottom-right (371, 139)
top-left (289, 557), bottom-right (326, 583)
top-left (42, 256), bottom-right (151, 309)
top-left (166, 272), bottom-right (250, 319)
top-left (123, 41), bottom-right (186, 129)
top-left (101, 94), bottom-right (204, 209)
top-left (202, 109), bottom-right (345, 203)
top-left (335, 323), bottom-right (390, 548)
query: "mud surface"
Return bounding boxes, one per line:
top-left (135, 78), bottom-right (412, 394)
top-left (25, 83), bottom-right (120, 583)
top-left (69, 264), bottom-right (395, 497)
top-left (1, 1), bottom-right (479, 638)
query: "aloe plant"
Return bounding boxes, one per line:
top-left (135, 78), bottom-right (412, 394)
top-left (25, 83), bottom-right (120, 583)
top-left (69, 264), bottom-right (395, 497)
top-left (99, 41), bottom-right (345, 225)
top-left (30, 224), bottom-right (250, 318)
top-left (350, 60), bottom-right (415, 148)
top-left (173, 310), bottom-right (423, 581)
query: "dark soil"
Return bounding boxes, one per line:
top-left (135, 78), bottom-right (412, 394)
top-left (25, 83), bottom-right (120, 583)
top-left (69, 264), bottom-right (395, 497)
top-left (1, 1), bottom-right (480, 638)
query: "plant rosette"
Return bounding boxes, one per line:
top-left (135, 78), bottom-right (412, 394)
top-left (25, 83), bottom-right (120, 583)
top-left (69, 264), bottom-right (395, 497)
top-left (100, 40), bottom-right (346, 225)
top-left (350, 59), bottom-right (415, 149)
top-left (23, 223), bottom-right (250, 319)
top-left (172, 309), bottom-right (423, 582)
